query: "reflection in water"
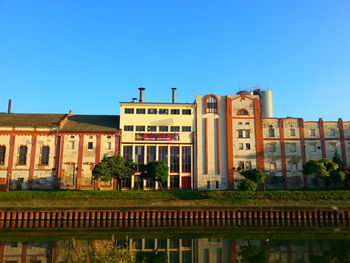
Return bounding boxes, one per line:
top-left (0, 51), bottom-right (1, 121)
top-left (0, 232), bottom-right (350, 262)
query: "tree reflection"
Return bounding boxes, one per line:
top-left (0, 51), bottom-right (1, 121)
top-left (238, 241), bottom-right (269, 263)
top-left (309, 240), bottom-right (350, 263)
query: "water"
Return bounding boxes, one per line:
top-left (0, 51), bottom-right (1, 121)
top-left (0, 221), bottom-right (349, 262)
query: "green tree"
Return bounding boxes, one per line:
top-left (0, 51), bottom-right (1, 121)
top-left (332, 150), bottom-right (344, 171)
top-left (237, 168), bottom-right (267, 191)
top-left (303, 158), bottom-right (345, 188)
top-left (140, 161), bottom-right (169, 190)
top-left (92, 155), bottom-right (136, 190)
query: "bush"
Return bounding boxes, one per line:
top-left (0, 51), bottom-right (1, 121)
top-left (237, 179), bottom-right (257, 191)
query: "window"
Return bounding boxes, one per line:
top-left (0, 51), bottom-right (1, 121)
top-left (182, 126), bottom-right (191, 132)
top-left (291, 162), bottom-right (298, 173)
top-left (68, 141), bottom-right (75, 150)
top-left (87, 142), bottom-right (93, 150)
top-left (239, 143), bottom-right (244, 150)
top-left (270, 162), bottom-right (277, 171)
top-left (170, 126), bottom-right (180, 132)
top-left (245, 161), bottom-right (252, 169)
top-left (147, 146), bottom-right (156, 163)
top-left (238, 130), bottom-right (243, 138)
top-left (182, 146), bottom-right (191, 172)
top-left (158, 146), bottom-right (168, 162)
top-left (269, 143), bottom-right (276, 152)
top-left (159, 109), bottom-right (169, 114)
top-left (171, 109), bottom-right (180, 115)
top-left (159, 126), bottom-right (168, 132)
top-left (329, 143), bottom-right (336, 152)
top-left (329, 129), bottom-right (336, 136)
top-left (107, 135), bottom-right (111, 139)
top-left (309, 129), bottom-right (316, 136)
top-left (106, 142), bottom-right (112, 150)
top-left (124, 125), bottom-right (133, 131)
top-left (238, 122), bottom-right (242, 125)
top-left (70, 135), bottom-right (75, 138)
top-left (289, 143), bottom-right (296, 152)
top-left (0, 146), bottom-right (5, 165)
top-left (310, 142), bottom-right (317, 152)
top-left (268, 128), bottom-right (275, 137)
top-left (148, 108), bottom-right (157, 114)
top-left (215, 181), bottom-right (219, 189)
top-left (245, 122), bottom-right (250, 125)
top-left (206, 181), bottom-right (210, 189)
top-left (123, 146), bottom-right (132, 160)
top-left (136, 108), bottom-right (146, 114)
top-left (237, 109), bottom-right (248, 115)
top-left (238, 161), bottom-right (245, 169)
top-left (134, 146), bottom-right (144, 171)
top-left (40, 146), bottom-right (50, 165)
top-left (182, 109), bottom-right (191, 115)
top-left (170, 174), bottom-right (179, 188)
top-left (206, 96), bottom-right (218, 113)
top-left (18, 146), bottom-right (28, 165)
top-left (246, 143), bottom-right (251, 150)
top-left (134, 175), bottom-right (143, 189)
top-left (290, 129), bottom-right (295, 136)
top-left (245, 130), bottom-right (250, 138)
top-left (170, 146), bottom-right (180, 172)
top-left (147, 126), bottom-right (156, 132)
top-left (124, 108), bottom-right (134, 114)
top-left (121, 177), bottom-right (131, 188)
top-left (136, 126), bottom-right (145, 132)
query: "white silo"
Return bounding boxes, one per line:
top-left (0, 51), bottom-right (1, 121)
top-left (259, 90), bottom-right (273, 118)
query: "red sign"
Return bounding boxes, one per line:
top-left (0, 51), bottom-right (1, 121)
top-left (135, 133), bottom-right (180, 141)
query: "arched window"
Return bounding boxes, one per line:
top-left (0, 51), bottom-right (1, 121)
top-left (237, 109), bottom-right (248, 115)
top-left (206, 95), bottom-right (218, 113)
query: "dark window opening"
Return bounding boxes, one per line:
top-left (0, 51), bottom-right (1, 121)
top-left (124, 108), bottom-right (134, 114)
top-left (0, 146), bottom-right (5, 165)
top-left (237, 109), bottom-right (248, 115)
top-left (41, 146), bottom-right (50, 165)
top-left (170, 146), bottom-right (180, 172)
top-left (171, 109), bottom-right (180, 115)
top-left (123, 146), bottom-right (132, 160)
top-left (88, 142), bottom-right (93, 150)
top-left (207, 96), bottom-right (218, 113)
top-left (182, 146), bottom-right (191, 172)
top-left (18, 146), bottom-right (28, 165)
top-left (136, 108), bottom-right (146, 114)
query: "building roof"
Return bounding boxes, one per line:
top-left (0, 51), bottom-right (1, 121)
top-left (60, 115), bottom-right (120, 132)
top-left (120, 102), bottom-right (195, 106)
top-left (0, 113), bottom-right (65, 128)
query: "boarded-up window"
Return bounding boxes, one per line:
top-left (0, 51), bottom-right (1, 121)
top-left (0, 146), bottom-right (5, 165)
top-left (41, 146), bottom-right (50, 165)
top-left (18, 146), bottom-right (28, 165)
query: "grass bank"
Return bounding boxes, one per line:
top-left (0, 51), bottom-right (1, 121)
top-left (0, 190), bottom-right (349, 211)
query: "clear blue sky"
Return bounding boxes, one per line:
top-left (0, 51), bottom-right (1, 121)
top-left (0, 0), bottom-right (349, 121)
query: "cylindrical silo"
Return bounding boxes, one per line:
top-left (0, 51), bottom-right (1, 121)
top-left (259, 90), bottom-right (273, 118)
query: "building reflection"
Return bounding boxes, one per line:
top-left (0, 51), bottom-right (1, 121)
top-left (0, 237), bottom-right (349, 263)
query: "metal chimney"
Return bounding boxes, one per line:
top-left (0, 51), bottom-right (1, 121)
top-left (171, 88), bottom-right (176, 103)
top-left (7, 99), bottom-right (12, 114)
top-left (138, 87), bottom-right (145, 103)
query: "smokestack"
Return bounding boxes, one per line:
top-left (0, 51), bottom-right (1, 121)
top-left (7, 99), bottom-right (12, 114)
top-left (171, 88), bottom-right (176, 103)
top-left (138, 87), bottom-right (145, 103)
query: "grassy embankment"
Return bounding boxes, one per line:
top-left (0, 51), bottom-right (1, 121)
top-left (0, 190), bottom-right (350, 211)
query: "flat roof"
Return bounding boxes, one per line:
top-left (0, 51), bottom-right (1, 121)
top-left (120, 102), bottom-right (195, 105)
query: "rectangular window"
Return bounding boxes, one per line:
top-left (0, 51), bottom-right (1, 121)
top-left (238, 161), bottom-right (245, 169)
top-left (136, 108), bottom-right (146, 114)
top-left (269, 128), bottom-right (275, 137)
top-left (124, 125), bottom-right (133, 131)
top-left (245, 122), bottom-right (250, 125)
top-left (171, 109), bottom-right (180, 115)
top-left (0, 146), bottom-right (5, 165)
top-left (215, 181), bottom-right (219, 189)
top-left (245, 130), bottom-right (250, 138)
top-left (123, 146), bottom-right (133, 160)
top-left (291, 162), bottom-right (298, 173)
top-left (329, 129), bottom-right (336, 136)
top-left (158, 146), bottom-right (168, 163)
top-left (18, 146), bottom-right (28, 165)
top-left (238, 130), bottom-right (243, 138)
top-left (182, 109), bottom-right (192, 115)
top-left (170, 174), bottom-right (179, 188)
top-left (40, 146), bottom-right (50, 165)
top-left (87, 142), bottom-right (93, 150)
top-left (136, 126), bottom-right (145, 132)
top-left (182, 146), bottom-right (191, 172)
top-left (170, 146), bottom-right (180, 172)
top-left (182, 126), bottom-right (191, 132)
top-left (290, 143), bottom-right (296, 152)
top-left (309, 129), bottom-right (316, 136)
top-left (159, 126), bottom-right (168, 132)
top-left (124, 108), bottom-right (134, 114)
top-left (206, 181), bottom-right (210, 190)
top-left (147, 108), bottom-right (157, 114)
top-left (239, 143), bottom-right (244, 150)
top-left (147, 126), bottom-right (156, 132)
top-left (170, 126), bottom-right (180, 132)
top-left (246, 143), bottom-right (251, 150)
top-left (147, 146), bottom-right (156, 163)
top-left (135, 146), bottom-right (144, 172)
top-left (106, 141), bottom-right (112, 150)
top-left (159, 109), bottom-right (169, 114)
top-left (245, 161), bottom-right (252, 169)
top-left (68, 141), bottom-right (75, 150)
top-left (310, 143), bottom-right (317, 152)
top-left (238, 122), bottom-right (242, 125)
top-left (290, 128), bottom-right (296, 136)
top-left (270, 143), bottom-right (276, 152)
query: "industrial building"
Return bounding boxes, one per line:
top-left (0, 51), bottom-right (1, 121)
top-left (0, 88), bottom-right (349, 191)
